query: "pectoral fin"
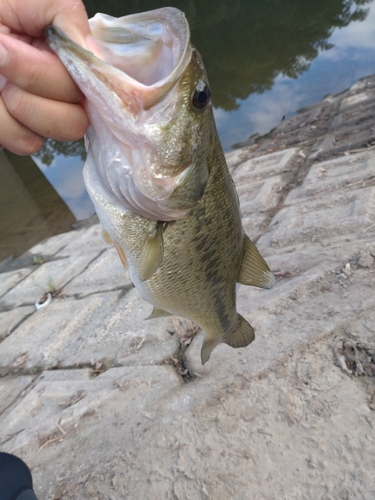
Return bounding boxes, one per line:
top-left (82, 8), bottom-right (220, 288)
top-left (139, 222), bottom-right (164, 282)
top-left (102, 228), bottom-right (113, 244)
top-left (238, 234), bottom-right (276, 289)
top-left (145, 307), bottom-right (172, 320)
top-left (113, 241), bottom-right (128, 270)
top-left (102, 228), bottom-right (129, 270)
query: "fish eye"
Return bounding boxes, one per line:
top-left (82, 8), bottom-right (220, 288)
top-left (192, 80), bottom-right (211, 111)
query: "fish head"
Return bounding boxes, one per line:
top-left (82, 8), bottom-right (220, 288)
top-left (45, 8), bottom-right (215, 221)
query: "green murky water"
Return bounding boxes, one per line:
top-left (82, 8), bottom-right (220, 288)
top-left (1, 0), bottom-right (374, 262)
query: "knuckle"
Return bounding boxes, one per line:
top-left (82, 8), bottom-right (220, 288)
top-left (16, 135), bottom-right (44, 155)
top-left (70, 115), bottom-right (88, 140)
top-left (23, 62), bottom-right (40, 93)
top-left (2, 84), bottom-right (29, 120)
top-left (0, 95), bottom-right (44, 155)
top-left (62, 107), bottom-right (88, 141)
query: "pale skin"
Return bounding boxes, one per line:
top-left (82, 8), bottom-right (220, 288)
top-left (0, 0), bottom-right (90, 155)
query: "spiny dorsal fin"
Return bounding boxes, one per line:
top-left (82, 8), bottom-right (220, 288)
top-left (113, 241), bottom-right (128, 270)
top-left (237, 234), bottom-right (276, 289)
top-left (139, 222), bottom-right (164, 282)
top-left (145, 307), bottom-right (172, 320)
top-left (223, 314), bottom-right (255, 348)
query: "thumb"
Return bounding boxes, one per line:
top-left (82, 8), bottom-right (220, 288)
top-left (0, 0), bottom-right (91, 48)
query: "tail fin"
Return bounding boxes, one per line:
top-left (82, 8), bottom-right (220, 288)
top-left (223, 314), bottom-right (255, 348)
top-left (200, 315), bottom-right (255, 365)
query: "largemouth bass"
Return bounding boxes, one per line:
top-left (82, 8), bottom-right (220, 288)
top-left (45, 7), bottom-right (275, 364)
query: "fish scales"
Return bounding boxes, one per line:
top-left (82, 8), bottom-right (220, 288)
top-left (140, 134), bottom-right (242, 331)
top-left (45, 7), bottom-right (275, 364)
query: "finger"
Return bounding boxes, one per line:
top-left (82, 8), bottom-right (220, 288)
top-left (0, 96), bottom-right (44, 155)
top-left (1, 0), bottom-right (91, 47)
top-left (2, 82), bottom-right (88, 142)
top-left (0, 34), bottom-right (83, 102)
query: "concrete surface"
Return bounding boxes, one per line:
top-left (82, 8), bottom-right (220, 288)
top-left (0, 74), bottom-right (375, 499)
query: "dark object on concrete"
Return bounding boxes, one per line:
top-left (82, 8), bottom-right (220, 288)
top-left (0, 452), bottom-right (38, 500)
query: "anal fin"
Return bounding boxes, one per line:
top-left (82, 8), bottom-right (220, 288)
top-left (201, 337), bottom-right (220, 366)
top-left (139, 222), bottom-right (164, 282)
top-left (145, 307), bottom-right (172, 320)
top-left (238, 234), bottom-right (276, 289)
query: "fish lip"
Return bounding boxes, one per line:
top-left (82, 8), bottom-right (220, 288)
top-left (45, 8), bottom-right (192, 110)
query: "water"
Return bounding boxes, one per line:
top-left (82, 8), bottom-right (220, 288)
top-left (1, 0), bottom-right (375, 261)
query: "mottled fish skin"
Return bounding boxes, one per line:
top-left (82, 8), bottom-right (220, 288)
top-left (45, 8), bottom-right (275, 364)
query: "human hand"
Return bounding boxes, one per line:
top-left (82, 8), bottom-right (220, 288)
top-left (0, 0), bottom-right (90, 155)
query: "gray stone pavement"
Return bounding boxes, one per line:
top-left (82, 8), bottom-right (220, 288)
top-left (0, 74), bottom-right (375, 499)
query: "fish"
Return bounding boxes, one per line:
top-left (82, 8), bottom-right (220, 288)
top-left (45, 7), bottom-right (275, 365)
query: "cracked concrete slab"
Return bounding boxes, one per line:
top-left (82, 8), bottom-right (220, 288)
top-left (285, 150), bottom-right (375, 203)
top-left (259, 184), bottom-right (375, 250)
top-left (0, 305), bottom-right (35, 341)
top-left (0, 365), bottom-right (181, 456)
top-left (0, 252), bottom-right (103, 309)
top-left (63, 247), bottom-right (132, 298)
top-left (0, 288), bottom-right (179, 374)
top-left (0, 374), bottom-right (34, 416)
top-left (58, 224), bottom-right (109, 258)
top-left (0, 268), bottom-right (34, 299)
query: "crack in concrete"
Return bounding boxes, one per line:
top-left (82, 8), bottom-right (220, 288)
top-left (0, 310), bottom-right (35, 339)
top-left (62, 283), bottom-right (135, 301)
top-left (0, 249), bottom-right (108, 311)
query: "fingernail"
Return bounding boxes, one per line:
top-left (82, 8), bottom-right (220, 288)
top-left (0, 74), bottom-right (7, 91)
top-left (0, 42), bottom-right (7, 66)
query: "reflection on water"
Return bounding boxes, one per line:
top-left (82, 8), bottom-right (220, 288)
top-left (1, 0), bottom-right (375, 262)
top-left (32, 143), bottom-right (94, 222)
top-left (33, 138), bottom-right (86, 167)
top-left (0, 150), bottom-right (75, 261)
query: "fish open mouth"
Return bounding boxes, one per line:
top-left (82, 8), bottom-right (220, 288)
top-left (46, 8), bottom-right (191, 111)
top-left (90, 10), bottom-right (190, 88)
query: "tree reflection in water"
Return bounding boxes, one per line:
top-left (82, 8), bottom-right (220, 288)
top-left (33, 138), bottom-right (86, 167)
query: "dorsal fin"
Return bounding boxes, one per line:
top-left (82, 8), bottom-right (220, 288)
top-left (237, 234), bottom-right (275, 289)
